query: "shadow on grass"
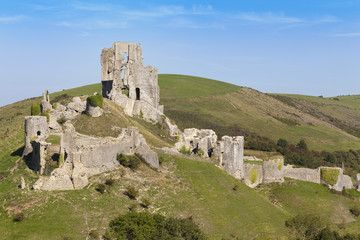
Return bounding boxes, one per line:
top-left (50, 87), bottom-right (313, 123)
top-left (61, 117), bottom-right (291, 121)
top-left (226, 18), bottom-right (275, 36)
top-left (11, 146), bottom-right (24, 157)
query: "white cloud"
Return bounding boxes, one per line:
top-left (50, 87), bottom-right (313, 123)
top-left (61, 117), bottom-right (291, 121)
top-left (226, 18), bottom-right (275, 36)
top-left (235, 12), bottom-right (303, 24)
top-left (331, 32), bottom-right (360, 37)
top-left (0, 15), bottom-right (26, 24)
top-left (166, 18), bottom-right (223, 29)
top-left (58, 19), bottom-right (127, 30)
top-left (70, 1), bottom-right (112, 11)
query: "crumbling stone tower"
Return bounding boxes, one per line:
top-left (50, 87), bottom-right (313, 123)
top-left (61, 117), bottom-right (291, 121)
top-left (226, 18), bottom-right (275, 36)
top-left (101, 42), bottom-right (161, 112)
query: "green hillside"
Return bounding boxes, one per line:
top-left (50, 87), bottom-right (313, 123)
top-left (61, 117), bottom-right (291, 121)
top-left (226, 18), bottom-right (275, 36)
top-left (1, 74), bottom-right (360, 239)
top-left (158, 75), bottom-right (360, 152)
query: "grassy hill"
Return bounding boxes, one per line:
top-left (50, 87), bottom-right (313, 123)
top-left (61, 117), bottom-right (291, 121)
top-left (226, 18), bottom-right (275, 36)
top-left (1, 74), bottom-right (360, 239)
top-left (159, 75), bottom-right (360, 152)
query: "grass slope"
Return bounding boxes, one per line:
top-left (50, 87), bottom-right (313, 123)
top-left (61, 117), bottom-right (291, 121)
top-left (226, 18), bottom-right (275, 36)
top-left (1, 74), bottom-right (360, 239)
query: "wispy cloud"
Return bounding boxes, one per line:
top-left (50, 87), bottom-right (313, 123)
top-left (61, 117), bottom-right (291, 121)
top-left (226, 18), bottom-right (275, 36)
top-left (0, 15), bottom-right (26, 24)
top-left (331, 32), bottom-right (360, 37)
top-left (235, 12), bottom-right (303, 24)
top-left (70, 1), bottom-right (112, 11)
top-left (316, 15), bottom-right (339, 23)
top-left (165, 18), bottom-right (223, 29)
top-left (58, 19), bottom-right (127, 30)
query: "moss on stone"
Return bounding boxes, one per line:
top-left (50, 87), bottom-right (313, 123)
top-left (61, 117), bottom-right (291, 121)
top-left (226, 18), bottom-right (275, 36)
top-left (321, 168), bottom-right (340, 186)
top-left (277, 162), bottom-right (283, 171)
top-left (250, 168), bottom-right (258, 184)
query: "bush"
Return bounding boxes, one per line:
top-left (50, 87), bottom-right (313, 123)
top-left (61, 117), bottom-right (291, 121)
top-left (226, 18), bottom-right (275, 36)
top-left (321, 168), bottom-right (340, 186)
top-left (13, 212), bottom-right (25, 222)
top-left (57, 117), bottom-right (66, 125)
top-left (89, 230), bottom-right (100, 239)
top-left (116, 154), bottom-right (141, 170)
top-left (52, 103), bottom-right (57, 109)
top-left (41, 112), bottom-right (50, 122)
top-left (277, 138), bottom-right (288, 148)
top-left (31, 103), bottom-right (41, 115)
top-left (232, 185), bottom-right (239, 191)
top-left (105, 178), bottom-right (115, 186)
top-left (128, 202), bottom-right (138, 211)
top-left (96, 183), bottom-right (106, 194)
top-left (285, 214), bottom-right (325, 240)
top-left (125, 186), bottom-right (139, 199)
top-left (277, 162), bottom-right (283, 171)
top-left (198, 148), bottom-right (205, 156)
top-left (87, 95), bottom-right (103, 108)
top-left (179, 145), bottom-right (191, 155)
top-left (350, 206), bottom-right (360, 217)
top-left (141, 198), bottom-right (151, 208)
top-left (249, 168), bottom-right (258, 184)
top-left (107, 212), bottom-right (206, 240)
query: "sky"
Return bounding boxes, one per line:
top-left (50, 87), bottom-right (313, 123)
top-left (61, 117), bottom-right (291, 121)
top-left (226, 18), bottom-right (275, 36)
top-left (0, 0), bottom-right (359, 107)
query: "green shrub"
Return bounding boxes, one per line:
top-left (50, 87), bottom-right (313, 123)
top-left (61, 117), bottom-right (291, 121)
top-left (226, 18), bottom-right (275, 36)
top-left (285, 215), bottom-right (325, 240)
top-left (162, 115), bottom-right (166, 120)
top-left (142, 198), bottom-right (151, 208)
top-left (52, 103), bottom-right (57, 109)
top-left (321, 168), bottom-right (340, 186)
top-left (116, 154), bottom-right (141, 170)
top-left (96, 184), bottom-right (106, 194)
top-left (350, 206), bottom-right (360, 217)
top-left (41, 112), bottom-right (50, 122)
top-left (249, 168), bottom-right (258, 184)
top-left (125, 186), bottom-right (139, 199)
top-left (105, 178), bottom-right (115, 186)
top-left (198, 148), bottom-right (205, 156)
top-left (121, 88), bottom-right (129, 95)
top-left (179, 145), bottom-right (191, 155)
top-left (87, 95), bottom-right (103, 108)
top-left (89, 230), bottom-right (100, 240)
top-left (277, 162), bottom-right (283, 171)
top-left (107, 212), bottom-right (206, 240)
top-left (57, 117), bottom-right (66, 125)
top-left (31, 103), bottom-right (41, 115)
top-left (139, 110), bottom-right (143, 118)
top-left (13, 212), bottom-right (25, 222)
top-left (128, 202), bottom-right (138, 211)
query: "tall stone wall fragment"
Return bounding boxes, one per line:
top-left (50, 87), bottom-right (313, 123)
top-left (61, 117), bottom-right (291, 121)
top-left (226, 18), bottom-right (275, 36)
top-left (23, 116), bottom-right (49, 156)
top-left (219, 136), bottom-right (244, 179)
top-left (283, 166), bottom-right (321, 184)
top-left (262, 158), bottom-right (284, 183)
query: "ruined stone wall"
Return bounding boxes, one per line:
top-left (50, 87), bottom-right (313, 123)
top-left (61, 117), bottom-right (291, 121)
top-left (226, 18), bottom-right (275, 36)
top-left (243, 164), bottom-right (263, 188)
top-left (218, 136), bottom-right (244, 179)
top-left (101, 42), bottom-right (160, 111)
top-left (24, 116), bottom-right (49, 156)
top-left (283, 166), bottom-right (321, 183)
top-left (262, 158), bottom-right (284, 183)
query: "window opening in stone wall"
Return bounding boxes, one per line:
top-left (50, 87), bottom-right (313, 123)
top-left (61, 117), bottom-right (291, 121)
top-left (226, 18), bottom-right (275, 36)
top-left (124, 52), bottom-right (128, 63)
top-left (136, 88), bottom-right (140, 100)
top-left (37, 131), bottom-right (41, 136)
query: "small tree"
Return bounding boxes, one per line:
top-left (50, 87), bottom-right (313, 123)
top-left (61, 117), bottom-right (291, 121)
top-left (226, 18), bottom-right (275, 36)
top-left (125, 186), bottom-right (139, 199)
top-left (297, 140), bottom-right (308, 150)
top-left (277, 138), bottom-right (288, 148)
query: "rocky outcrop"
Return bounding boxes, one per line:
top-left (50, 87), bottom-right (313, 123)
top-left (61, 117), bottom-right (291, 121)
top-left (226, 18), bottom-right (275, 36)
top-left (86, 103), bottom-right (103, 117)
top-left (67, 97), bottom-right (86, 113)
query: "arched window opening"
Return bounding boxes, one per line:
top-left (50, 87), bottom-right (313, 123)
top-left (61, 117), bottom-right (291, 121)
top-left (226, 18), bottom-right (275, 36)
top-left (136, 88), bottom-right (140, 100)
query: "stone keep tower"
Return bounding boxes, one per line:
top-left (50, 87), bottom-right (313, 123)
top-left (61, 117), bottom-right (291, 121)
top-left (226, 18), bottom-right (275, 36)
top-left (101, 42), bottom-right (160, 111)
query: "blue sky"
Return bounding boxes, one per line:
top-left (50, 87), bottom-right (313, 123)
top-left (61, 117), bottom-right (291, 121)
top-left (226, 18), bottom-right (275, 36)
top-left (0, 0), bottom-right (359, 106)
